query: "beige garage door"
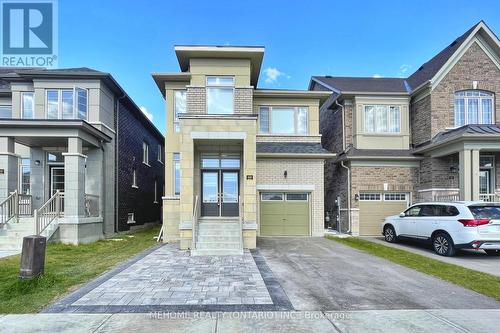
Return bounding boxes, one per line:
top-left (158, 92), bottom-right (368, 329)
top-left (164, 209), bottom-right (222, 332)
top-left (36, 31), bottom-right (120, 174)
top-left (260, 192), bottom-right (310, 236)
top-left (359, 193), bottom-right (409, 236)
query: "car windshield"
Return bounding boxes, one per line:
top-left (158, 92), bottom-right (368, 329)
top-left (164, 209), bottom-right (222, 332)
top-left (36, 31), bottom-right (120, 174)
top-left (468, 205), bottom-right (500, 219)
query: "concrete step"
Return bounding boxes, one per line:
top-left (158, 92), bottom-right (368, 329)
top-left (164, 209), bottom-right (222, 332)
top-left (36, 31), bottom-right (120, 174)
top-left (197, 235), bottom-right (241, 243)
top-left (197, 223), bottom-right (240, 230)
top-left (195, 241), bottom-right (241, 250)
top-left (191, 248), bottom-right (243, 256)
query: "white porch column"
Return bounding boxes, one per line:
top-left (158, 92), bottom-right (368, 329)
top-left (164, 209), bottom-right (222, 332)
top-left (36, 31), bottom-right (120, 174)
top-left (459, 149), bottom-right (472, 200)
top-left (0, 137), bottom-right (18, 200)
top-left (471, 149), bottom-right (480, 201)
top-left (62, 138), bottom-right (86, 217)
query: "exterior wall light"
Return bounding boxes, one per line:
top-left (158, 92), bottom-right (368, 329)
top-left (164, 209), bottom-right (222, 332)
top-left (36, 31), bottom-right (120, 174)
top-left (354, 193), bottom-right (359, 201)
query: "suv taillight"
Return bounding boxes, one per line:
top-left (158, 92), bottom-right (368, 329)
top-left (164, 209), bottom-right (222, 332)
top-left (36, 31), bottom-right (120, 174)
top-left (458, 219), bottom-right (490, 227)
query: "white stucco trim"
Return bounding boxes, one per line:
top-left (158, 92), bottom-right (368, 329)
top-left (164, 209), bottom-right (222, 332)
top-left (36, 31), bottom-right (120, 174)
top-left (418, 188), bottom-right (460, 193)
top-left (191, 131), bottom-right (247, 140)
top-left (257, 184), bottom-right (316, 191)
top-left (0, 152), bottom-right (21, 158)
top-left (62, 152), bottom-right (88, 158)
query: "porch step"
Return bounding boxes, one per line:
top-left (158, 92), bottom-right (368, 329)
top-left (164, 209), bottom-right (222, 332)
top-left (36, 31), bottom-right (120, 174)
top-left (193, 219), bottom-right (242, 255)
top-left (197, 235), bottom-right (241, 242)
top-left (0, 218), bottom-right (36, 251)
top-left (195, 241), bottom-right (241, 250)
top-left (191, 248), bottom-right (243, 256)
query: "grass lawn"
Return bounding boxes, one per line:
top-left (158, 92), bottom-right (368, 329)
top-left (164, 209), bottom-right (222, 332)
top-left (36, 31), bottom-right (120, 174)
top-left (327, 236), bottom-right (500, 301)
top-left (0, 225), bottom-right (160, 313)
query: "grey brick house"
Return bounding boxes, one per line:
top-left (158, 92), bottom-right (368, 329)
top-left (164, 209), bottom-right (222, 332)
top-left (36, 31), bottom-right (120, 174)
top-left (0, 68), bottom-right (164, 251)
top-left (311, 21), bottom-right (500, 236)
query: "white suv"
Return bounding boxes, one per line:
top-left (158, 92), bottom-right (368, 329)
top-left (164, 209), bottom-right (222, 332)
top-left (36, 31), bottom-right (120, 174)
top-left (382, 202), bottom-right (500, 256)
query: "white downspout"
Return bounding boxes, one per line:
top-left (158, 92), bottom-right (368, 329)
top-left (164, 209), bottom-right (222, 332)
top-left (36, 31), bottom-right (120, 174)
top-left (336, 99), bottom-right (351, 233)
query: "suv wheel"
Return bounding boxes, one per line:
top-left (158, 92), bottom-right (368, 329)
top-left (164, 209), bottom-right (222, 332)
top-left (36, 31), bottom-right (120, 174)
top-left (432, 233), bottom-right (456, 256)
top-left (484, 250), bottom-right (500, 256)
top-left (384, 225), bottom-right (397, 243)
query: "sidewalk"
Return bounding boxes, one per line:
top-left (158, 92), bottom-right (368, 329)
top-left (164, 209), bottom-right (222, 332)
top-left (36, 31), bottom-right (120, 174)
top-left (1, 309), bottom-right (499, 332)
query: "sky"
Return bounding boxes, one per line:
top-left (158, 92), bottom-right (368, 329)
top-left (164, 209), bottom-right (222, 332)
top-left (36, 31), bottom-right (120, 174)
top-left (57, 0), bottom-right (500, 133)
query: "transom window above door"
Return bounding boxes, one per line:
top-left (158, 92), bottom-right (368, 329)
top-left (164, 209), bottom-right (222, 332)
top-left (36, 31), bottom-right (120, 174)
top-left (454, 90), bottom-right (494, 127)
top-left (206, 76), bottom-right (234, 114)
top-left (363, 105), bottom-right (401, 133)
top-left (201, 153), bottom-right (240, 169)
top-left (46, 88), bottom-right (88, 120)
top-left (259, 106), bottom-right (308, 134)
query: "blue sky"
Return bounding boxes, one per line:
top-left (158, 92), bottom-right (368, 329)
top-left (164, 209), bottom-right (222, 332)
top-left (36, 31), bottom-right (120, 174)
top-left (57, 0), bottom-right (500, 133)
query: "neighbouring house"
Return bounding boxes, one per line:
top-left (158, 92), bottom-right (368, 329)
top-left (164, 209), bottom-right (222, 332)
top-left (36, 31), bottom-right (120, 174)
top-left (0, 67), bottom-right (164, 250)
top-left (153, 46), bottom-right (332, 255)
top-left (311, 21), bottom-right (500, 236)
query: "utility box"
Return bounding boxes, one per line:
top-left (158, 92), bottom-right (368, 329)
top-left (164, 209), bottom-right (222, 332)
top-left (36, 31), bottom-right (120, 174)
top-left (19, 235), bottom-right (46, 279)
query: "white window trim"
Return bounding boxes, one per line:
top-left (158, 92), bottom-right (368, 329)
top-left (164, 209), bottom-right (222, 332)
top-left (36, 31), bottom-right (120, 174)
top-left (383, 193), bottom-right (407, 202)
top-left (132, 169), bottom-right (138, 188)
top-left (259, 106), bottom-right (309, 135)
top-left (205, 76), bottom-right (235, 115)
top-left (21, 92), bottom-right (34, 119)
top-left (358, 193), bottom-right (382, 201)
top-left (0, 104), bottom-right (12, 118)
top-left (363, 105), bottom-right (401, 134)
top-left (45, 87), bottom-right (89, 120)
top-left (142, 141), bottom-right (150, 166)
top-left (454, 90), bottom-right (494, 127)
top-left (157, 144), bottom-right (164, 164)
top-left (127, 212), bottom-right (135, 224)
top-left (154, 180), bottom-right (158, 204)
top-left (260, 192), bottom-right (284, 201)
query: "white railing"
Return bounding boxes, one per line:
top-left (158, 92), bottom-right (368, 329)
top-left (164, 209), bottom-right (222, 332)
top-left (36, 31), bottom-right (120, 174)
top-left (238, 196), bottom-right (243, 250)
top-left (35, 191), bottom-right (63, 235)
top-left (479, 193), bottom-right (500, 202)
top-left (434, 194), bottom-right (461, 202)
top-left (18, 194), bottom-right (32, 216)
top-left (191, 195), bottom-right (199, 250)
top-left (84, 194), bottom-right (100, 217)
top-left (417, 189), bottom-right (460, 202)
top-left (0, 191), bottom-right (18, 227)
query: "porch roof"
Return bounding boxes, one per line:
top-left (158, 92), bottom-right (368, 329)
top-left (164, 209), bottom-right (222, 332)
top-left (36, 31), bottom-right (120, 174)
top-left (0, 119), bottom-right (112, 147)
top-left (335, 147), bottom-right (421, 162)
top-left (414, 124), bottom-right (500, 155)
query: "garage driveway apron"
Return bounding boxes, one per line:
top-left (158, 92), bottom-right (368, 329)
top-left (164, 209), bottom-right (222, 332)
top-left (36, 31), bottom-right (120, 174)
top-left (257, 237), bottom-right (500, 311)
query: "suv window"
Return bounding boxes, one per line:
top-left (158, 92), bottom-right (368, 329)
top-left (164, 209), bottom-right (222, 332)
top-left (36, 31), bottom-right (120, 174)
top-left (419, 205), bottom-right (438, 217)
top-left (468, 205), bottom-right (500, 219)
top-left (439, 205), bottom-right (460, 217)
top-left (405, 206), bottom-right (422, 217)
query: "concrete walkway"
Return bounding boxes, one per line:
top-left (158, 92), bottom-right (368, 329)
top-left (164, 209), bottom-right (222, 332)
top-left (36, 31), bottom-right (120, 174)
top-left (0, 250), bottom-right (19, 259)
top-left (1, 309), bottom-right (500, 332)
top-left (363, 236), bottom-right (500, 277)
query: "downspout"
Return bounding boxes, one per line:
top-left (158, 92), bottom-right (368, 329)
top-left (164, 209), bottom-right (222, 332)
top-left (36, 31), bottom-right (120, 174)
top-left (114, 94), bottom-right (126, 233)
top-left (336, 99), bottom-right (351, 233)
top-left (335, 99), bottom-right (346, 151)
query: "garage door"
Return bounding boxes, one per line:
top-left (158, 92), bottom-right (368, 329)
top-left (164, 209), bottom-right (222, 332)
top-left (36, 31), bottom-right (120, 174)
top-left (359, 193), bottom-right (409, 236)
top-left (260, 192), bottom-right (310, 236)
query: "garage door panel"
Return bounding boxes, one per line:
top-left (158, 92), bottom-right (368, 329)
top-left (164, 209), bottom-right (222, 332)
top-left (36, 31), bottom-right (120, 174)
top-left (260, 193), bottom-right (309, 236)
top-left (359, 197), bottom-right (408, 236)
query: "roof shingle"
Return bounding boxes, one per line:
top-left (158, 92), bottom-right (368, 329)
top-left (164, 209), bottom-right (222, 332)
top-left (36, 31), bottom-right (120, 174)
top-left (256, 142), bottom-right (332, 155)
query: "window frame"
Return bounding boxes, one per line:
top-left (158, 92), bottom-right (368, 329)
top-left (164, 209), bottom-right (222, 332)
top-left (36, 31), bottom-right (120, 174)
top-left (142, 141), bottom-right (149, 166)
top-left (363, 105), bottom-right (401, 134)
top-left (45, 87), bottom-right (89, 120)
top-left (127, 212), bottom-right (135, 224)
top-left (259, 106), bottom-right (309, 135)
top-left (454, 90), bottom-right (494, 127)
top-left (205, 76), bottom-right (235, 115)
top-left (21, 92), bottom-right (34, 119)
top-left (384, 193), bottom-right (407, 201)
top-left (154, 180), bottom-right (158, 204)
top-left (19, 158), bottom-right (31, 195)
top-left (132, 169), bottom-right (138, 188)
top-left (0, 104), bottom-right (12, 118)
top-left (173, 152), bottom-right (180, 196)
top-left (157, 144), bottom-right (164, 163)
top-left (260, 192), bottom-right (284, 201)
top-left (173, 89), bottom-right (186, 132)
top-left (358, 193), bottom-right (382, 201)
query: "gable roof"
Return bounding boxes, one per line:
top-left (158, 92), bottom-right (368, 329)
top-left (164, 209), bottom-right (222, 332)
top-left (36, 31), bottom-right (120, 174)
top-left (311, 76), bottom-right (408, 94)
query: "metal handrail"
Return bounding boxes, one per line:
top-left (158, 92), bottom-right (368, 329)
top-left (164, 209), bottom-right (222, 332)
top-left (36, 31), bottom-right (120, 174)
top-left (238, 195), bottom-right (243, 250)
top-left (192, 195), bottom-right (199, 250)
top-left (35, 190), bottom-right (63, 235)
top-left (0, 190), bottom-right (18, 227)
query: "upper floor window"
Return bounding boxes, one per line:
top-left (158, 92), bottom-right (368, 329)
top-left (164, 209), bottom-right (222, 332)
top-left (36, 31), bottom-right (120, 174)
top-left (259, 106), bottom-right (308, 134)
top-left (206, 76), bottom-right (234, 114)
top-left (174, 90), bottom-right (186, 132)
top-left (46, 88), bottom-right (88, 120)
top-left (157, 144), bottom-right (164, 163)
top-left (454, 90), bottom-right (494, 127)
top-left (0, 105), bottom-right (12, 118)
top-left (142, 141), bottom-right (149, 165)
top-left (364, 105), bottom-right (400, 133)
top-left (22, 92), bottom-right (34, 119)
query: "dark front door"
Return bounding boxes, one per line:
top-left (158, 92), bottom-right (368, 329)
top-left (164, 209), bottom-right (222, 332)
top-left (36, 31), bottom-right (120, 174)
top-left (201, 170), bottom-right (239, 217)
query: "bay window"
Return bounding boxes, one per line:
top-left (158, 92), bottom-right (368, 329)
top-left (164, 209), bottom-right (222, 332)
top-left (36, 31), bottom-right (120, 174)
top-left (22, 92), bottom-right (34, 119)
top-left (364, 105), bottom-right (401, 133)
top-left (454, 90), bottom-right (494, 127)
top-left (206, 76), bottom-right (234, 114)
top-left (259, 106), bottom-right (308, 134)
top-left (174, 90), bottom-right (186, 132)
top-left (46, 88), bottom-right (88, 120)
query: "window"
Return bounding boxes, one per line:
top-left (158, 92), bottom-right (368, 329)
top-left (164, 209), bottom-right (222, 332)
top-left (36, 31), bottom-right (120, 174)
top-left (46, 88), bottom-right (88, 120)
top-left (259, 106), bottom-right (308, 134)
top-left (127, 213), bottom-right (135, 224)
top-left (132, 170), bottom-right (138, 188)
top-left (0, 105), bottom-right (12, 118)
top-left (286, 193), bottom-right (308, 201)
top-left (359, 193), bottom-right (381, 201)
top-left (173, 153), bottom-right (180, 196)
top-left (22, 92), bottom-right (34, 119)
top-left (47, 152), bottom-right (64, 163)
top-left (364, 105), bottom-right (401, 133)
top-left (468, 205), bottom-right (500, 219)
top-left (201, 153), bottom-right (240, 169)
top-left (384, 193), bottom-right (407, 201)
top-left (261, 193), bottom-right (284, 201)
top-left (404, 206), bottom-right (422, 217)
top-left (20, 159), bottom-right (30, 195)
top-left (142, 141), bottom-right (149, 165)
top-left (154, 180), bottom-right (158, 203)
top-left (174, 90), bottom-right (186, 132)
top-left (439, 205), bottom-right (460, 217)
top-left (419, 205), bottom-right (439, 217)
top-left (454, 90), bottom-right (494, 127)
top-left (206, 76), bottom-right (234, 114)
top-left (157, 144), bottom-right (164, 163)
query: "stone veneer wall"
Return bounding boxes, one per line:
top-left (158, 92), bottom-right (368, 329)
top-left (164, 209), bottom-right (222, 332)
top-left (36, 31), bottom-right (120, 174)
top-left (256, 158), bottom-right (325, 236)
top-left (410, 94), bottom-right (432, 146)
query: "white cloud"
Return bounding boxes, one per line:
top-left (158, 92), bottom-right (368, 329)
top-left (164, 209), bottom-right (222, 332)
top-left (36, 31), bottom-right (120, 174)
top-left (264, 67), bottom-right (290, 84)
top-left (372, 74), bottom-right (383, 78)
top-left (139, 106), bottom-right (153, 121)
top-left (398, 64), bottom-right (412, 77)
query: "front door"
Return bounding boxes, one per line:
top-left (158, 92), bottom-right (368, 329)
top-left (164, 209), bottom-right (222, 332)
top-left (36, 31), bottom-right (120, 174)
top-left (201, 170), bottom-right (239, 217)
top-left (50, 166), bottom-right (65, 195)
top-left (479, 169), bottom-right (492, 194)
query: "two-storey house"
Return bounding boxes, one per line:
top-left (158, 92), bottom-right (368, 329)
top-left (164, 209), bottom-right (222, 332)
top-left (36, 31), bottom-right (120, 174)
top-left (311, 21), bottom-right (500, 236)
top-left (0, 67), bottom-right (164, 251)
top-left (153, 46), bottom-right (332, 255)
